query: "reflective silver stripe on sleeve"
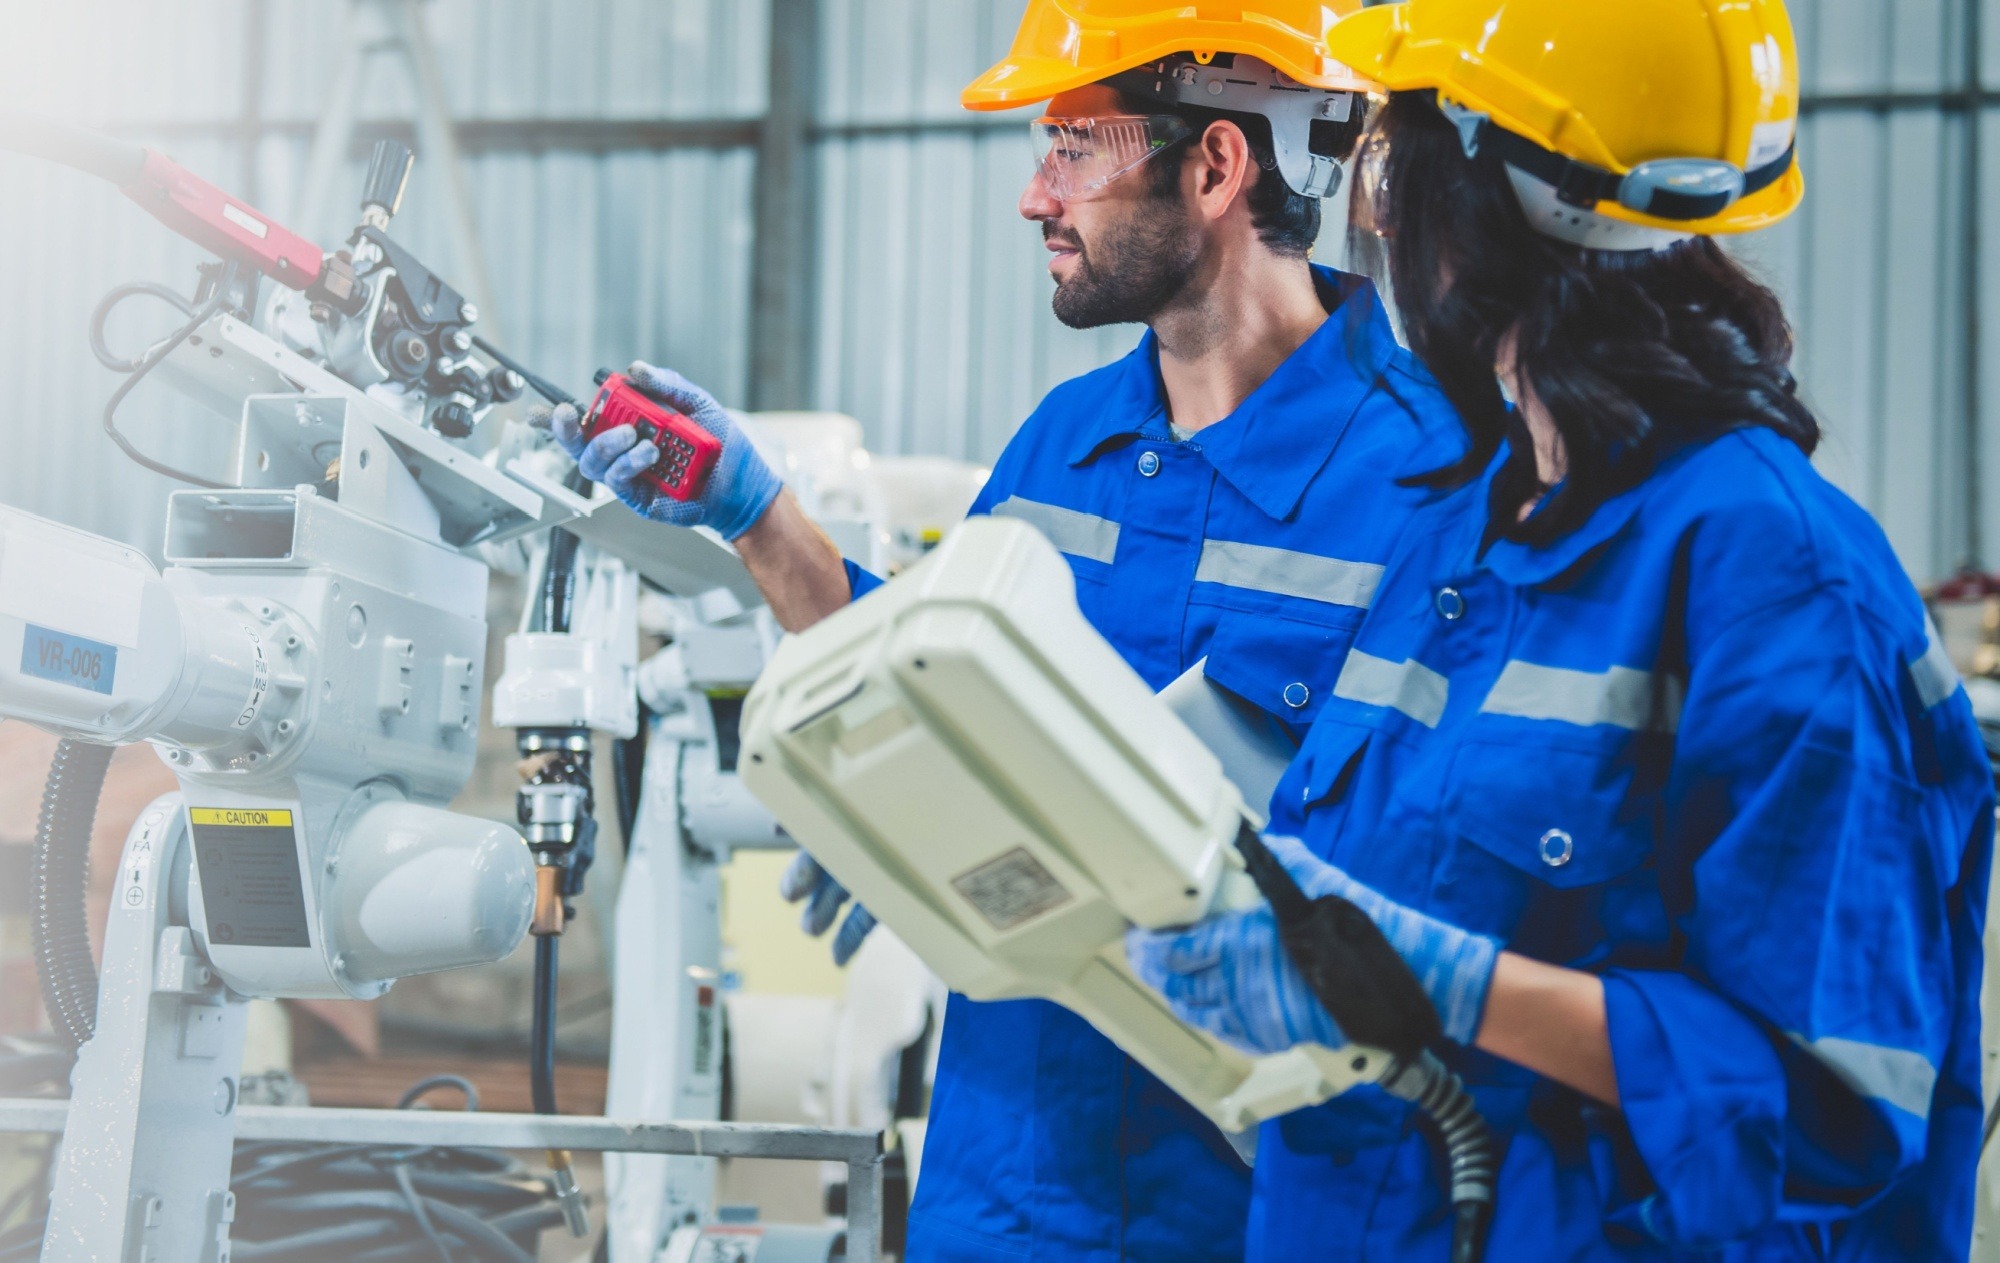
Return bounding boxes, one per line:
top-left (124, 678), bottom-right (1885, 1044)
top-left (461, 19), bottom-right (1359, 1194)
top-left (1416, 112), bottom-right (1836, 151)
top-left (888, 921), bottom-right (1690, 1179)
top-left (1333, 650), bottom-right (1449, 728)
top-left (990, 497), bottom-right (1120, 565)
top-left (1910, 617), bottom-right (1961, 710)
top-left (1789, 1033), bottom-right (1937, 1119)
top-left (1479, 661), bottom-right (1683, 733)
top-left (1194, 540), bottom-right (1385, 609)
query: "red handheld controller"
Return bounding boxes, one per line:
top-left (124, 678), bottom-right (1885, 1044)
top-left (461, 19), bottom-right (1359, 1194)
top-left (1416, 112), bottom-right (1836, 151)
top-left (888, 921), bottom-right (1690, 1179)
top-left (581, 371), bottom-right (723, 502)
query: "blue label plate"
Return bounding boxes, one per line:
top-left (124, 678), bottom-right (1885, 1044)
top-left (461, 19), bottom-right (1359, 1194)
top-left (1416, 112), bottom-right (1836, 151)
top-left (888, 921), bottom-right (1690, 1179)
top-left (21, 625), bottom-right (117, 696)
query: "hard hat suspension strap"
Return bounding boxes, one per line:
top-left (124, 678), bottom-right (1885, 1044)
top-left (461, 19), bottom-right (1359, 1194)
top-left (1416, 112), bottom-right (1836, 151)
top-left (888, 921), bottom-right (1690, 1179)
top-left (1438, 94), bottom-right (1795, 224)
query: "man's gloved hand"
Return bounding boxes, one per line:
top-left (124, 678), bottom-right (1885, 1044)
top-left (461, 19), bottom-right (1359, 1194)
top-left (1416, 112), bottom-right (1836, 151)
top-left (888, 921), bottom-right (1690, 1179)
top-left (779, 851), bottom-right (878, 967)
top-left (1125, 835), bottom-right (1498, 1055)
top-left (539, 361), bottom-right (782, 541)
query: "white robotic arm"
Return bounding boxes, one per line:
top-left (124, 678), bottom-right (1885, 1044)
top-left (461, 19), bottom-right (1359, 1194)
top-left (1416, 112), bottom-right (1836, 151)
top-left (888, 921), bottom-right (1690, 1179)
top-left (0, 506), bottom-right (279, 752)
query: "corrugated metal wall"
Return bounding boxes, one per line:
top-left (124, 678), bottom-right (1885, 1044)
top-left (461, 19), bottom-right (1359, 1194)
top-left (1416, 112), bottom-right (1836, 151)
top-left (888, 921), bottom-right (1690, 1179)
top-left (1734, 0), bottom-right (1982, 584)
top-left (0, 0), bottom-right (1992, 582)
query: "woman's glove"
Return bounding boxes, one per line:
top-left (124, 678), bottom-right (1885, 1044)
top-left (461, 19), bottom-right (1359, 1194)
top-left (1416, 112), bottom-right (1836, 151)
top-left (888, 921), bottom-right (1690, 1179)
top-left (779, 851), bottom-right (878, 967)
top-left (542, 361), bottom-right (782, 540)
top-left (1125, 835), bottom-right (1498, 1054)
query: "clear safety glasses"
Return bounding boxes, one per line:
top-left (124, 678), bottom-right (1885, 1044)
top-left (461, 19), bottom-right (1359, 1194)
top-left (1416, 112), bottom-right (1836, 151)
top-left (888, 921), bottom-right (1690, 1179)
top-left (1030, 114), bottom-right (1194, 203)
top-left (1349, 126), bottom-right (1394, 238)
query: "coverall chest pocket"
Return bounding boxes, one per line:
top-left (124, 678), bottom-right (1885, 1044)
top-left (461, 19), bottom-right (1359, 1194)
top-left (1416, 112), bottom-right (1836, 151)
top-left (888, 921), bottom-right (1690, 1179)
top-left (1201, 609), bottom-right (1362, 733)
top-left (1435, 737), bottom-right (1655, 957)
top-left (1268, 715), bottom-right (1385, 851)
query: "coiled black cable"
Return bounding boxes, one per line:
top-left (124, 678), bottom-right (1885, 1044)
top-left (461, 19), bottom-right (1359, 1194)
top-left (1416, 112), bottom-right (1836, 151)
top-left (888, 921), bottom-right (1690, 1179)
top-left (0, 1066), bottom-right (568, 1261)
top-left (30, 740), bottom-right (115, 1049)
top-left (1232, 825), bottom-right (1499, 1263)
top-left (1378, 1052), bottom-right (1498, 1263)
top-left (229, 1148), bottom-right (558, 1262)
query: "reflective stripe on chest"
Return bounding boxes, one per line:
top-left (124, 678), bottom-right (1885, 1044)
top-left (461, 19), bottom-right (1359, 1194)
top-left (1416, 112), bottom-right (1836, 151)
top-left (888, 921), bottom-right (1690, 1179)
top-left (990, 496), bottom-right (1119, 564)
top-left (1195, 540), bottom-right (1383, 608)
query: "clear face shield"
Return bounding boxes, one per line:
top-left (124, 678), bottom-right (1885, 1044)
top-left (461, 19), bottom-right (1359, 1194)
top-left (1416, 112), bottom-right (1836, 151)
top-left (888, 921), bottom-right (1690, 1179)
top-left (1349, 122), bottom-right (1395, 238)
top-left (1029, 114), bottom-right (1195, 203)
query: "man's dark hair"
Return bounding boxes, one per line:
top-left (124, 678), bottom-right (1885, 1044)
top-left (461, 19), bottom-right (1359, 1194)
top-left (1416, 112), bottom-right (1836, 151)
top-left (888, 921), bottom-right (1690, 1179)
top-left (1119, 89), bottom-right (1360, 257)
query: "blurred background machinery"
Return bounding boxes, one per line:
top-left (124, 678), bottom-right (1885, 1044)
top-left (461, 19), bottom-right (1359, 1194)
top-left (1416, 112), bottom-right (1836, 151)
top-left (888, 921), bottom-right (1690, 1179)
top-left (2, 0), bottom-right (2000, 1259)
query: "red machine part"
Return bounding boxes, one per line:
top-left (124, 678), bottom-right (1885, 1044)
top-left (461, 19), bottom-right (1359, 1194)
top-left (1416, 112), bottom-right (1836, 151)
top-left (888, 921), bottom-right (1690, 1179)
top-left (122, 151), bottom-right (323, 290)
top-left (581, 373), bottom-right (722, 501)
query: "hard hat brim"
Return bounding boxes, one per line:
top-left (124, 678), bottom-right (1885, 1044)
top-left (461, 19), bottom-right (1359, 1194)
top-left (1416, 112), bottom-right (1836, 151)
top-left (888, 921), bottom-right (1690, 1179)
top-left (962, 37), bottom-right (1373, 112)
top-left (1323, 5), bottom-right (1414, 95)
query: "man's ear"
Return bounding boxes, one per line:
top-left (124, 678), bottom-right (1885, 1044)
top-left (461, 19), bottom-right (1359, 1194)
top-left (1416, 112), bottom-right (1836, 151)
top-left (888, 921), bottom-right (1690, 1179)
top-left (1188, 120), bottom-right (1255, 223)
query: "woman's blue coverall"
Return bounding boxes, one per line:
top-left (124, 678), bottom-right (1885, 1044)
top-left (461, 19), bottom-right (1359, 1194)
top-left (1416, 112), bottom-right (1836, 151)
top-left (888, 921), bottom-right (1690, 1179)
top-left (1249, 427), bottom-right (1993, 1260)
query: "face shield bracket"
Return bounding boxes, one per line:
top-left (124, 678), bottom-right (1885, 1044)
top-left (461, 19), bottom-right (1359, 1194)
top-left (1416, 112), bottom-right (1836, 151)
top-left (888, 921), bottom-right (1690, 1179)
top-left (1107, 54), bottom-right (1357, 199)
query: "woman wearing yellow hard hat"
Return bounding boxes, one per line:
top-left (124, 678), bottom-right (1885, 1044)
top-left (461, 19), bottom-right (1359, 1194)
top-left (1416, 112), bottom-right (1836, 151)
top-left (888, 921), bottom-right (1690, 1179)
top-left (1129, 1), bottom-right (1992, 1260)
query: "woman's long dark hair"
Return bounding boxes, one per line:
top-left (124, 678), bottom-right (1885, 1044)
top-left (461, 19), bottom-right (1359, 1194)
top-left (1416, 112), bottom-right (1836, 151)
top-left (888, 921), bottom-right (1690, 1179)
top-left (1368, 92), bottom-right (1820, 544)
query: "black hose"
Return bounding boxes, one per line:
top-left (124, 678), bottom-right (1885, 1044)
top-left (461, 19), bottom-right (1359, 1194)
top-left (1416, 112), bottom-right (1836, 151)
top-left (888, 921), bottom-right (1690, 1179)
top-left (31, 740), bottom-right (115, 1049)
top-left (1377, 1052), bottom-right (1498, 1263)
top-left (534, 465), bottom-right (594, 635)
top-left (610, 702), bottom-right (651, 854)
top-left (89, 281), bottom-right (197, 371)
top-left (538, 530), bottom-right (583, 634)
top-left (238, 1192), bottom-right (533, 1263)
top-left (530, 937), bottom-right (560, 1116)
top-left (397, 1074), bottom-right (482, 1113)
top-left (92, 284), bottom-right (231, 489)
top-left (1232, 825), bottom-right (1498, 1263)
top-left (3, 1071), bottom-right (561, 1260)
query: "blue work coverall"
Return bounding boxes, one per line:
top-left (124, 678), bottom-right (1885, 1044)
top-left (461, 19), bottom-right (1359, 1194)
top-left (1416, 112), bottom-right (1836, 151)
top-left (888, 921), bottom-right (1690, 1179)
top-left (1255, 427), bottom-right (1993, 1260)
top-left (848, 268), bottom-right (1464, 1260)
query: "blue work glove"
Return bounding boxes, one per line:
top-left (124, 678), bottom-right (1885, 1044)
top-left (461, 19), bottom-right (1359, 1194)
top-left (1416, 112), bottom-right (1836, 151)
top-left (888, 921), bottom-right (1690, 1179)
top-left (779, 851), bottom-right (878, 967)
top-left (1125, 835), bottom-right (1499, 1054)
top-left (541, 361), bottom-right (783, 541)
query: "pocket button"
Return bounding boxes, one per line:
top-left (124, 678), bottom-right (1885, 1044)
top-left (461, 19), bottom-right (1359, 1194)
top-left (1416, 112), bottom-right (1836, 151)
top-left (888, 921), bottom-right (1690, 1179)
top-left (1538, 828), bottom-right (1574, 868)
top-left (1282, 682), bottom-right (1311, 709)
top-left (1435, 587), bottom-right (1466, 621)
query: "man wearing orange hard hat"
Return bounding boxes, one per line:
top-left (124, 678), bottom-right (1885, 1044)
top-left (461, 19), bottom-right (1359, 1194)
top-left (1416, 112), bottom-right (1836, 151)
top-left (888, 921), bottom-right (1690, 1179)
top-left (548, 8), bottom-right (1464, 1254)
top-left (834, 4), bottom-right (1464, 1260)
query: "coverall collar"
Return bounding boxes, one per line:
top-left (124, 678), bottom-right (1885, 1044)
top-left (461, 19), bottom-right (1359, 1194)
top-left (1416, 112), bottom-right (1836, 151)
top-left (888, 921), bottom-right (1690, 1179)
top-left (1481, 440), bottom-right (1711, 586)
top-left (1065, 267), bottom-right (1404, 522)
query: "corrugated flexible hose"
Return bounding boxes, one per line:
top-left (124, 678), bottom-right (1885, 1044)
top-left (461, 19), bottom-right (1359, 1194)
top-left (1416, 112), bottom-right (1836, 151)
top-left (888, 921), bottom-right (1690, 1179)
top-left (30, 739), bottom-right (115, 1049)
top-left (1232, 825), bottom-right (1499, 1263)
top-left (1379, 1051), bottom-right (1498, 1263)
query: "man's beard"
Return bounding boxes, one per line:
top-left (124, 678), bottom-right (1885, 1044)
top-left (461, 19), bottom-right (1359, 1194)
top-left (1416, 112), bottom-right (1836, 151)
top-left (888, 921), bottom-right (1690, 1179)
top-left (1048, 195), bottom-right (1201, 330)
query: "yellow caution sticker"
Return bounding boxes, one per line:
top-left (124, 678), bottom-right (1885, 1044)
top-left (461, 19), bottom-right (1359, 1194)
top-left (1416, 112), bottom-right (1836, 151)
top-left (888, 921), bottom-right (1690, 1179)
top-left (188, 808), bottom-right (294, 828)
top-left (187, 806), bottom-right (310, 948)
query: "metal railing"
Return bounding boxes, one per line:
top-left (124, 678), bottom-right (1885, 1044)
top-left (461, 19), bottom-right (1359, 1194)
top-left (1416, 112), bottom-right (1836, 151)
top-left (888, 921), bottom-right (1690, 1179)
top-left (0, 1098), bottom-right (887, 1263)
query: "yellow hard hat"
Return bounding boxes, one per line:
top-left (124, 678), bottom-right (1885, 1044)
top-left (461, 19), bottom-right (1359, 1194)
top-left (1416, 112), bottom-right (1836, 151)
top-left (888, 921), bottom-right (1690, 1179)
top-left (962, 0), bottom-right (1373, 111)
top-left (1328, 0), bottom-right (1804, 244)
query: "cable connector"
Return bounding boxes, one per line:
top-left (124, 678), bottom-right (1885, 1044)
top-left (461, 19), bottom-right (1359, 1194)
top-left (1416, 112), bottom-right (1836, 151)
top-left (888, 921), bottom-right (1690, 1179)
top-left (546, 1150), bottom-right (591, 1238)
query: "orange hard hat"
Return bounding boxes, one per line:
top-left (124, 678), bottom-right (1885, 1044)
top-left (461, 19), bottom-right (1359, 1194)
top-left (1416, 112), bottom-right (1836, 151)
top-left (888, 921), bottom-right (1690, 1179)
top-left (963, 0), bottom-right (1373, 112)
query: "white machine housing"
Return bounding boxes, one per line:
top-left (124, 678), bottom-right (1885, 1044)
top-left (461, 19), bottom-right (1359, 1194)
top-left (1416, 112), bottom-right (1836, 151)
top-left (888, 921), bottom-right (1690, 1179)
top-left (740, 516), bottom-right (1387, 1133)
